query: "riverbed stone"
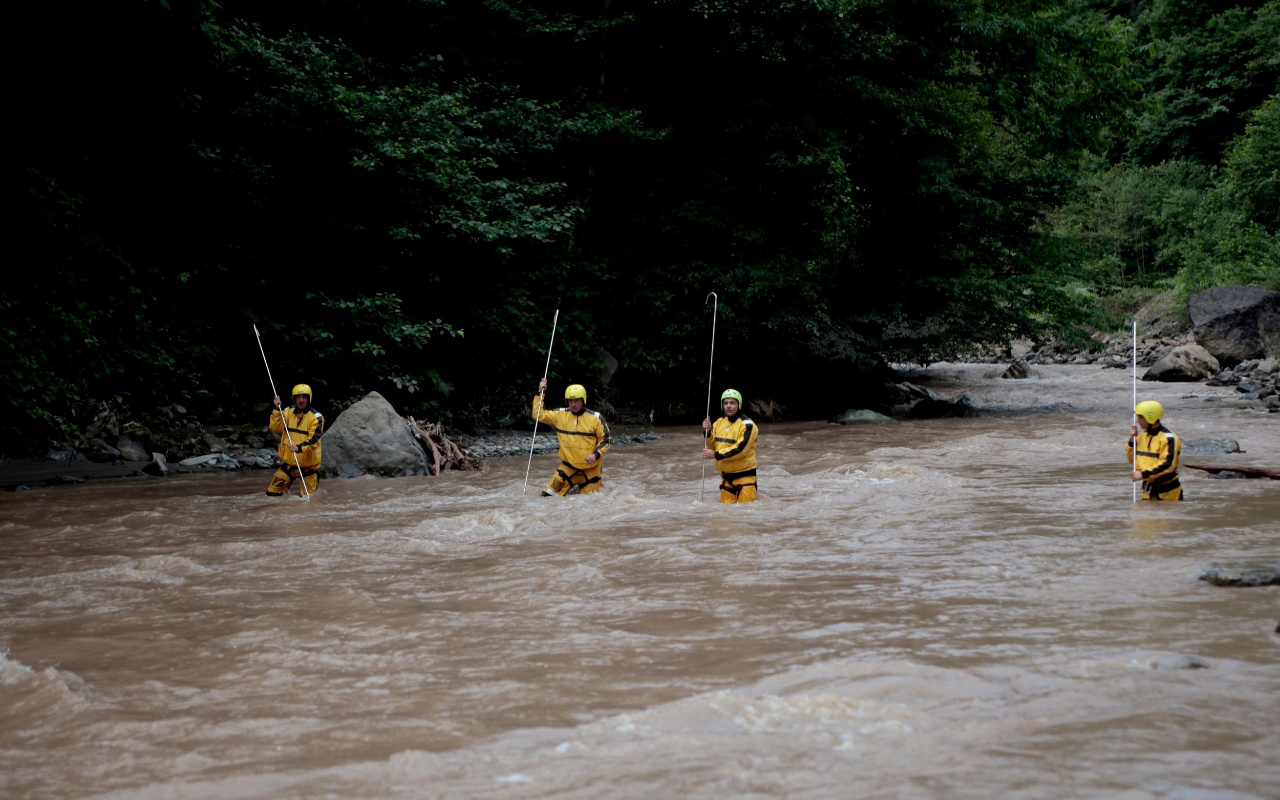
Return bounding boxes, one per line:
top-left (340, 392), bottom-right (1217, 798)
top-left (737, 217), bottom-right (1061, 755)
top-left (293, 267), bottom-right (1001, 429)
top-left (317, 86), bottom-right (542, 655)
top-left (179, 454), bottom-right (221, 467)
top-left (321, 391), bottom-right (428, 478)
top-left (1141, 344), bottom-right (1220, 382)
top-left (830, 409), bottom-right (896, 425)
top-left (1181, 438), bottom-right (1242, 455)
top-left (1199, 564), bottom-right (1280, 587)
top-left (1001, 360), bottom-right (1032, 379)
top-left (908, 394), bottom-right (979, 418)
top-left (1154, 655), bottom-right (1209, 670)
top-left (115, 429), bottom-right (155, 462)
top-left (84, 438), bottom-right (123, 464)
top-left (142, 453), bottom-right (170, 476)
top-left (1188, 286), bottom-right (1280, 367)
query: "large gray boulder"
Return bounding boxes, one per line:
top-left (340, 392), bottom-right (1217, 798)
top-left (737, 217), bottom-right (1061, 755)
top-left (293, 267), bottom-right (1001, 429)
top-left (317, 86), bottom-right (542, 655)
top-left (320, 391), bottom-right (428, 478)
top-left (1188, 286), bottom-right (1280, 367)
top-left (1142, 343), bottom-right (1220, 382)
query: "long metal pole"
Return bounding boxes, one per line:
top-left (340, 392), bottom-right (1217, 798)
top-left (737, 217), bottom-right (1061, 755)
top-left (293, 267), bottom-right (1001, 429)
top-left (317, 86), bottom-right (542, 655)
top-left (702, 292), bottom-right (718, 502)
top-left (253, 324), bottom-right (310, 498)
top-left (1132, 320), bottom-right (1138, 504)
top-left (524, 309), bottom-right (560, 493)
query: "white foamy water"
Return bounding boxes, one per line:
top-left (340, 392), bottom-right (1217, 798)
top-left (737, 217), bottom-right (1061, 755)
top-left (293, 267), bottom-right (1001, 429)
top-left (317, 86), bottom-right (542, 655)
top-left (1, 364), bottom-right (1277, 799)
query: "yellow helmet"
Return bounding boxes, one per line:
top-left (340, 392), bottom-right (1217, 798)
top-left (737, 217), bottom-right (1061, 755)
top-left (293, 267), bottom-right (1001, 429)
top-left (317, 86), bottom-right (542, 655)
top-left (1134, 400), bottom-right (1163, 424)
top-left (292, 383), bottom-right (313, 401)
top-left (565, 384), bottom-right (587, 401)
top-left (721, 388), bottom-right (743, 403)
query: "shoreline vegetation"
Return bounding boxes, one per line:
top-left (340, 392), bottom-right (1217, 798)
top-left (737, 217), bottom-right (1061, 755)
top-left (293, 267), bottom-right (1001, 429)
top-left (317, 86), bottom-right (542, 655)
top-left (7, 290), bottom-right (1275, 493)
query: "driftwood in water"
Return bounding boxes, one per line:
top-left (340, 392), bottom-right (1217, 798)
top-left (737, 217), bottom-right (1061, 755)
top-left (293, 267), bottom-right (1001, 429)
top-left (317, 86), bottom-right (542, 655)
top-left (1183, 462), bottom-right (1280, 480)
top-left (407, 417), bottom-right (482, 475)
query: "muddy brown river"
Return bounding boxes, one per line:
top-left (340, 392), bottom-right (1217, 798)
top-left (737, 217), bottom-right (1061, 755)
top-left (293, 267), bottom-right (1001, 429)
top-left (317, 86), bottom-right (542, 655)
top-left (2, 364), bottom-right (1277, 799)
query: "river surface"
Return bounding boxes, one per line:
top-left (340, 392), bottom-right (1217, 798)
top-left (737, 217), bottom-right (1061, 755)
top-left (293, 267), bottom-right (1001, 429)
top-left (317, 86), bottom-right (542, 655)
top-left (2, 364), bottom-right (1277, 800)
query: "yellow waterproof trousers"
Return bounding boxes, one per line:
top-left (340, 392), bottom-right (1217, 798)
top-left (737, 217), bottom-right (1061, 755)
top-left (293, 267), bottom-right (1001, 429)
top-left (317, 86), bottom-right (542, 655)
top-left (718, 470), bottom-right (758, 504)
top-left (544, 461), bottom-right (603, 496)
top-left (266, 465), bottom-right (319, 497)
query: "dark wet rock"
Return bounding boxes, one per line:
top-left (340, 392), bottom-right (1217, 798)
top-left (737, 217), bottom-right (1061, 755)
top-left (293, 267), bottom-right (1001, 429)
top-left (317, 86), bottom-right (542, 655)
top-left (899, 382), bottom-right (941, 401)
top-left (1206, 470), bottom-right (1251, 479)
top-left (115, 428), bottom-right (157, 462)
top-left (1181, 438), bottom-right (1242, 456)
top-left (13, 485), bottom-right (31, 492)
top-left (1199, 565), bottom-right (1280, 587)
top-left (142, 453), bottom-right (170, 477)
top-left (1188, 286), bottom-right (1280, 367)
top-left (45, 444), bottom-right (77, 462)
top-left (1154, 655), bottom-right (1210, 670)
top-left (47, 474), bottom-right (85, 485)
top-left (1001, 360), bottom-right (1032, 379)
top-left (201, 431), bottom-right (230, 453)
top-left (84, 438), bottom-right (124, 465)
top-left (746, 397), bottom-right (786, 422)
top-left (593, 346), bottom-right (620, 388)
top-left (830, 409), bottom-right (897, 425)
top-left (321, 391), bottom-right (429, 478)
top-left (1142, 344), bottom-right (1220, 382)
top-left (880, 381), bottom-right (909, 405)
top-left (908, 394), bottom-right (980, 419)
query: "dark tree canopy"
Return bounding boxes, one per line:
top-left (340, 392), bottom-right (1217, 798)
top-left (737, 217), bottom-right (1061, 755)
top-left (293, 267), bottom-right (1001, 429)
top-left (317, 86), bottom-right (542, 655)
top-left (4, 0), bottom-right (1272, 448)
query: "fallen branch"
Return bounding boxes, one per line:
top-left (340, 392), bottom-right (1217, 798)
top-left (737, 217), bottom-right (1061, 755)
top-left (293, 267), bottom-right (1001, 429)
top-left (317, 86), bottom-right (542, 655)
top-left (406, 417), bottom-right (482, 475)
top-left (1184, 463), bottom-right (1280, 480)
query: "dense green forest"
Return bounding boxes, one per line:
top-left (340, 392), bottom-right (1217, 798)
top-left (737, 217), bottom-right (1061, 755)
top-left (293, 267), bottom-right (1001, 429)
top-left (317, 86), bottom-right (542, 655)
top-left (6, 0), bottom-right (1277, 449)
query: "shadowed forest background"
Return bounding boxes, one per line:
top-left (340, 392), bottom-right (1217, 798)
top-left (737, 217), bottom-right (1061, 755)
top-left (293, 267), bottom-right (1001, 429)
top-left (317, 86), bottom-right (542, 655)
top-left (6, 0), bottom-right (1277, 450)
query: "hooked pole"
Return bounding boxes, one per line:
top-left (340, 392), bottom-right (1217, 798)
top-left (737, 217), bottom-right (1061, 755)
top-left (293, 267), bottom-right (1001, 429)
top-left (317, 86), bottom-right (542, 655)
top-left (253, 324), bottom-right (311, 498)
top-left (1131, 320), bottom-right (1138, 503)
top-left (701, 292), bottom-right (718, 502)
top-left (524, 309), bottom-right (560, 493)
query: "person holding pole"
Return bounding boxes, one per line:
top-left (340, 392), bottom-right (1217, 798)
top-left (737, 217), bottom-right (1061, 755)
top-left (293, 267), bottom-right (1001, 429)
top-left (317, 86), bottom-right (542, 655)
top-left (1127, 400), bottom-right (1183, 501)
top-left (532, 378), bottom-right (612, 496)
top-left (266, 384), bottom-right (325, 497)
top-left (702, 389), bottom-right (758, 503)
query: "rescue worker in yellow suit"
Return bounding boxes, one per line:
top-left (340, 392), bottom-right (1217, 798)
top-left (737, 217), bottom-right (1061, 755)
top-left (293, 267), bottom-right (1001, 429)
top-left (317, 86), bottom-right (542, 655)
top-left (702, 388), bottom-right (758, 503)
top-left (266, 383), bottom-right (324, 496)
top-left (1127, 400), bottom-right (1183, 501)
top-left (534, 378), bottom-right (612, 496)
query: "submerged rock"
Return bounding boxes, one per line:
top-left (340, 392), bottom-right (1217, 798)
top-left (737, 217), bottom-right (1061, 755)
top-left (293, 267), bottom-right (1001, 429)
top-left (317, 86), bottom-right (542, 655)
top-left (1181, 438), bottom-right (1243, 456)
top-left (908, 394), bottom-right (980, 419)
top-left (1000, 360), bottom-right (1032, 379)
top-left (830, 409), bottom-right (896, 425)
top-left (1199, 565), bottom-right (1280, 587)
top-left (1154, 655), bottom-right (1210, 670)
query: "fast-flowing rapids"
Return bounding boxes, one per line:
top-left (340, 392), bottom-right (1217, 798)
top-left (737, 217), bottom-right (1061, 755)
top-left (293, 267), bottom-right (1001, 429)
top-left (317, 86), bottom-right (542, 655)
top-left (2, 364), bottom-right (1277, 799)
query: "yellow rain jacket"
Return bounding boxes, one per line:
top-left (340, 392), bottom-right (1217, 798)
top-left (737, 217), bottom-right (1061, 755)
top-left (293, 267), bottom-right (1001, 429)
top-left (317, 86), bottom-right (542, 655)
top-left (532, 395), bottom-right (612, 495)
top-left (271, 405), bottom-right (324, 471)
top-left (707, 413), bottom-right (758, 502)
top-left (1127, 423), bottom-right (1182, 500)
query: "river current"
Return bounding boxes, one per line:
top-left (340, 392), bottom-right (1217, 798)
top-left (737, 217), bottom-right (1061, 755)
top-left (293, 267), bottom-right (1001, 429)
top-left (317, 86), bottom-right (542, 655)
top-left (2, 363), bottom-right (1277, 799)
